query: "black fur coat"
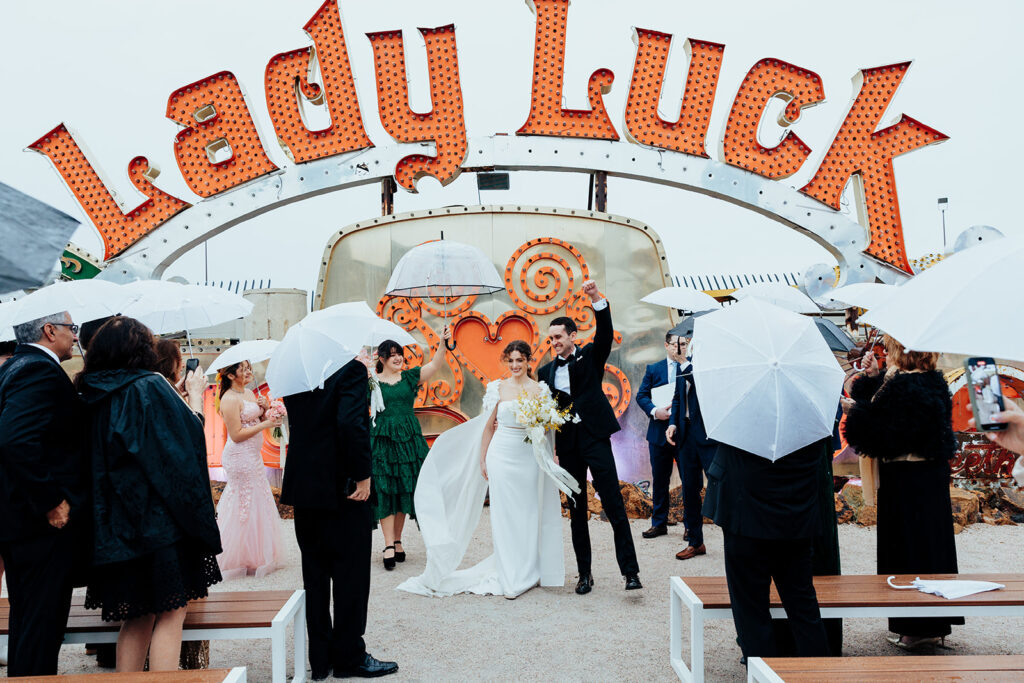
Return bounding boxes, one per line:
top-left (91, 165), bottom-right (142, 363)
top-left (843, 370), bottom-right (956, 461)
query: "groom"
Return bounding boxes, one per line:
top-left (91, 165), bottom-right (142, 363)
top-left (540, 280), bottom-right (641, 594)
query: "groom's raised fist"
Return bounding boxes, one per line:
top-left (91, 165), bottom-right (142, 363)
top-left (582, 279), bottom-right (600, 301)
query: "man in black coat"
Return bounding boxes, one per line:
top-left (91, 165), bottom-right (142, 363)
top-left (0, 311), bottom-right (87, 676)
top-left (702, 440), bottom-right (830, 661)
top-left (538, 280), bottom-right (641, 594)
top-left (665, 336), bottom-right (718, 561)
top-left (281, 355), bottom-right (398, 680)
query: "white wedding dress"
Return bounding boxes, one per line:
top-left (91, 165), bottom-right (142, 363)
top-left (397, 380), bottom-right (579, 598)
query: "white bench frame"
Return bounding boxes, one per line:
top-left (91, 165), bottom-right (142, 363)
top-left (669, 576), bottom-right (1024, 683)
top-left (0, 591), bottom-right (305, 683)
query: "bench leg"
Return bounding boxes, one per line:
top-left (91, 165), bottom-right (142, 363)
top-left (690, 603), bottom-right (704, 683)
top-left (271, 621), bottom-right (286, 683)
top-left (669, 578), bottom-right (704, 683)
top-left (293, 598), bottom-right (307, 683)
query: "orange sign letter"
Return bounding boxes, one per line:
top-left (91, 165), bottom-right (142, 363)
top-left (801, 63), bottom-right (948, 273)
top-left (517, 0), bottom-right (618, 140)
top-left (28, 124), bottom-right (191, 259)
top-left (166, 71), bottom-right (279, 198)
top-left (265, 0), bottom-right (372, 164)
top-left (624, 31), bottom-right (724, 157)
top-left (721, 59), bottom-right (824, 179)
top-left (367, 25), bottom-right (468, 192)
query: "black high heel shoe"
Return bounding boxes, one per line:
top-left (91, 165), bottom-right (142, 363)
top-left (383, 545), bottom-right (396, 571)
top-left (394, 540), bottom-right (406, 563)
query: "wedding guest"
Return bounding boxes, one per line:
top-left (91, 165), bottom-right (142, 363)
top-left (371, 326), bottom-right (452, 570)
top-left (154, 339), bottom-right (206, 417)
top-left (282, 353), bottom-right (398, 680)
top-left (216, 360), bottom-right (285, 579)
top-left (0, 340), bottom-right (15, 363)
top-left (635, 331), bottom-right (685, 539)
top-left (703, 438), bottom-right (830, 661)
top-left (0, 312), bottom-right (87, 676)
top-left (666, 333), bottom-right (718, 561)
top-left (843, 334), bottom-right (961, 651)
top-left (76, 317), bottom-right (222, 672)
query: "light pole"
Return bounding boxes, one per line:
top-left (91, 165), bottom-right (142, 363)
top-left (937, 197), bottom-right (948, 251)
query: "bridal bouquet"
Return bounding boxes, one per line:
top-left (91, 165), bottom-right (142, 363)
top-left (513, 389), bottom-right (580, 445)
top-left (265, 400), bottom-right (287, 439)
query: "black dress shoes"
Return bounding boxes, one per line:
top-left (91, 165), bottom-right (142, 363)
top-left (334, 653), bottom-right (399, 678)
top-left (642, 524), bottom-right (667, 538)
top-left (575, 572), bottom-right (594, 595)
top-left (624, 574), bottom-right (643, 590)
top-left (312, 669), bottom-right (331, 681)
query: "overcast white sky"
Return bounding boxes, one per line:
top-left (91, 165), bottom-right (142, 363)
top-left (2, 0), bottom-right (1021, 294)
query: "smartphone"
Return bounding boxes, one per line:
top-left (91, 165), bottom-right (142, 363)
top-left (965, 357), bottom-right (1008, 431)
top-left (185, 357), bottom-right (200, 376)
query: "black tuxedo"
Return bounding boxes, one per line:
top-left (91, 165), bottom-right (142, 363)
top-left (670, 364), bottom-right (718, 548)
top-left (282, 359), bottom-right (372, 676)
top-left (702, 441), bottom-right (830, 659)
top-left (537, 304), bottom-right (638, 577)
top-left (0, 345), bottom-right (88, 676)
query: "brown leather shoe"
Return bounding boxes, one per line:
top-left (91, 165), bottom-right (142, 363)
top-left (641, 525), bottom-right (667, 538)
top-left (675, 544), bottom-right (706, 560)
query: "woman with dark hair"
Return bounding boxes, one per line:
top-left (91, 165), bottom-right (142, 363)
top-left (215, 360), bottom-right (284, 579)
top-left (398, 339), bottom-right (579, 598)
top-left (75, 317), bottom-right (222, 672)
top-left (153, 338), bottom-right (206, 419)
top-left (371, 325), bottom-right (451, 569)
top-left (843, 334), bottom-right (961, 651)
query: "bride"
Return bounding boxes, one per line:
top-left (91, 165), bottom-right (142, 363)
top-left (397, 340), bottom-right (580, 599)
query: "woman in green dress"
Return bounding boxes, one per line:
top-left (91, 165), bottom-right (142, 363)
top-left (373, 326), bottom-right (451, 570)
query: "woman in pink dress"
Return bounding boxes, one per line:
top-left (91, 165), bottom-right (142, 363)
top-left (216, 360), bottom-right (285, 580)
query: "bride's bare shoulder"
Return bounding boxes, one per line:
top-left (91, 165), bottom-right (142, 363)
top-left (526, 379), bottom-right (547, 397)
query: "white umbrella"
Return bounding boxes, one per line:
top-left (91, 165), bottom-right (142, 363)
top-left (731, 281), bottom-right (820, 314)
top-left (266, 304), bottom-right (414, 397)
top-left (386, 239), bottom-right (503, 349)
top-left (641, 286), bottom-right (722, 313)
top-left (860, 235), bottom-right (1024, 360)
top-left (8, 279), bottom-right (135, 327)
top-left (817, 282), bottom-right (897, 310)
top-left (206, 339), bottom-right (280, 376)
top-left (119, 280), bottom-right (253, 354)
top-left (690, 298), bottom-right (844, 461)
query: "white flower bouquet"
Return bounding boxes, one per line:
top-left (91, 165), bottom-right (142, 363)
top-left (512, 386), bottom-right (580, 446)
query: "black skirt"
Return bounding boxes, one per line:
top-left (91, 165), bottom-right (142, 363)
top-left (85, 540), bottom-right (222, 622)
top-left (877, 458), bottom-right (963, 637)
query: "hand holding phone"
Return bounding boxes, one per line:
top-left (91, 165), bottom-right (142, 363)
top-left (185, 357), bottom-right (200, 375)
top-left (966, 357), bottom-right (1008, 432)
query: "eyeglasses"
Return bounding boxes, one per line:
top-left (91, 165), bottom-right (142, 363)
top-left (49, 322), bottom-right (79, 334)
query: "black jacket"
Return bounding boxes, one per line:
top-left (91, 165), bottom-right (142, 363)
top-left (703, 440), bottom-right (827, 540)
top-left (537, 304), bottom-right (620, 439)
top-left (281, 359), bottom-right (371, 510)
top-left (78, 369), bottom-right (221, 565)
top-left (844, 370), bottom-right (956, 461)
top-left (0, 345), bottom-right (87, 542)
top-left (669, 362), bottom-right (716, 447)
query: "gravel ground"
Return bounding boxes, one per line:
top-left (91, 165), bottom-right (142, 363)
top-left (5, 516), bottom-right (1020, 681)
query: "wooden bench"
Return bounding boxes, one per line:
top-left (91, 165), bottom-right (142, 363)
top-left (747, 655), bottom-right (1024, 682)
top-left (1, 591), bottom-right (305, 683)
top-left (669, 573), bottom-right (1024, 683)
top-left (11, 668), bottom-right (247, 682)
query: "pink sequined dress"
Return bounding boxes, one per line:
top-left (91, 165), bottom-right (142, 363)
top-left (216, 400), bottom-right (284, 580)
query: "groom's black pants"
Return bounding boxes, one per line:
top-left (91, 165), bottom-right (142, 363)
top-left (294, 502), bottom-right (370, 676)
top-left (559, 428), bottom-right (639, 577)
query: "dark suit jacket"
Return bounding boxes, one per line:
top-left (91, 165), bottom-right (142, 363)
top-left (0, 345), bottom-right (87, 542)
top-left (669, 363), bottom-right (715, 447)
top-left (537, 304), bottom-right (619, 439)
top-left (635, 360), bottom-right (674, 446)
top-left (702, 440), bottom-right (826, 540)
top-left (281, 359), bottom-right (371, 510)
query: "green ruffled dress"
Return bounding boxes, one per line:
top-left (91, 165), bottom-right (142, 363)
top-left (371, 366), bottom-right (429, 520)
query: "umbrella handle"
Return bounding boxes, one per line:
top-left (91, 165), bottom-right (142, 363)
top-left (445, 338), bottom-right (457, 351)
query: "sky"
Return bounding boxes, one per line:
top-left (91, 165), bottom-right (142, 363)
top-left (1, 0), bottom-right (1021, 297)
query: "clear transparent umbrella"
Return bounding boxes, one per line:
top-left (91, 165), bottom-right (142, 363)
top-left (385, 239), bottom-right (503, 349)
top-left (690, 299), bottom-right (845, 461)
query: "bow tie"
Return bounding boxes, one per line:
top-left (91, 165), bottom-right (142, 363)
top-left (555, 355), bottom-right (574, 367)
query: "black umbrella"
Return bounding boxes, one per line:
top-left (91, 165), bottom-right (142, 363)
top-left (813, 318), bottom-right (855, 353)
top-left (669, 310), bottom-right (714, 339)
top-left (0, 182), bottom-right (80, 295)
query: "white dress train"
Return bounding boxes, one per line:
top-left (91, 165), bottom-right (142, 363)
top-left (397, 380), bottom-right (578, 598)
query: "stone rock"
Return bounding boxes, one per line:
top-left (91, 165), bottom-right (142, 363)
top-left (668, 485), bottom-right (686, 525)
top-left (953, 522), bottom-right (965, 535)
top-left (619, 481), bottom-right (653, 519)
top-left (834, 493), bottom-right (855, 524)
top-left (840, 481), bottom-right (865, 510)
top-left (560, 482), bottom-right (602, 519)
top-left (856, 504), bottom-right (877, 526)
top-left (995, 487), bottom-right (1024, 514)
top-left (949, 487), bottom-right (981, 524)
top-left (983, 510), bottom-right (1016, 526)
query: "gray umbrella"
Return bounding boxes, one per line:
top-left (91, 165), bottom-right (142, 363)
top-left (669, 310), bottom-right (714, 339)
top-left (0, 182), bottom-right (80, 295)
top-left (813, 317), bottom-right (855, 353)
